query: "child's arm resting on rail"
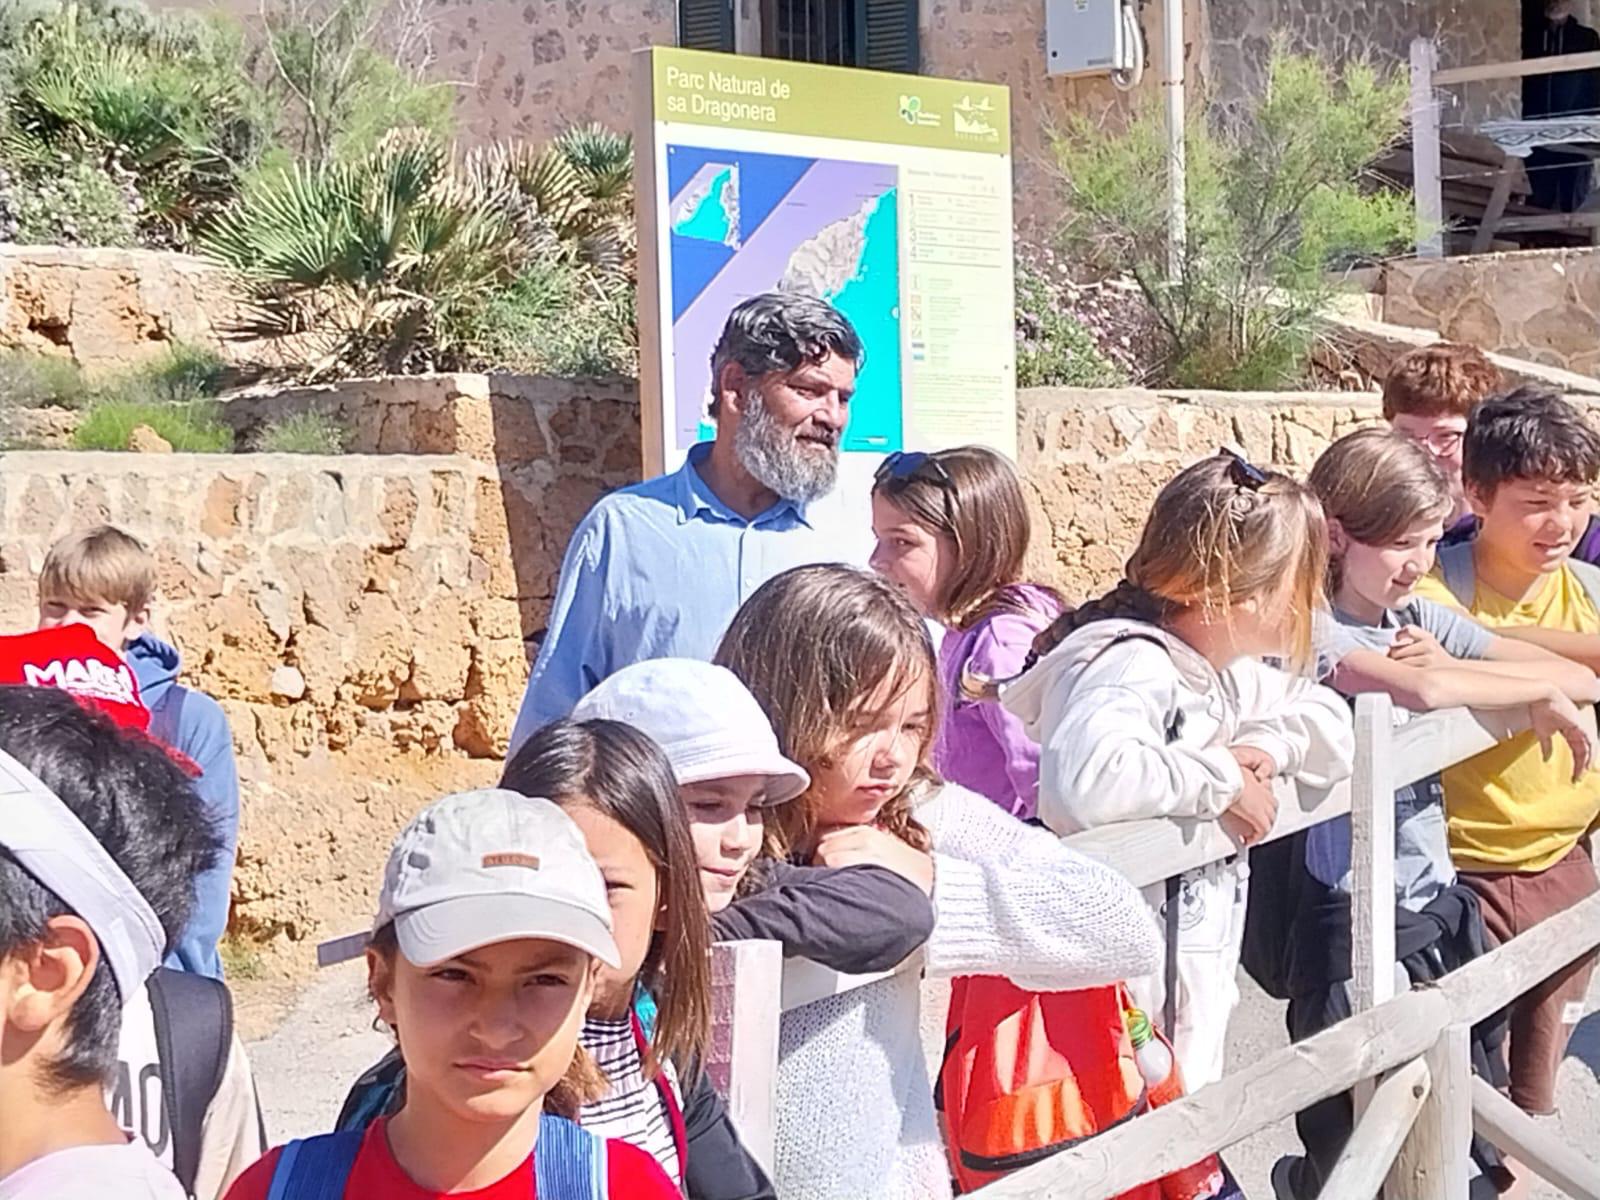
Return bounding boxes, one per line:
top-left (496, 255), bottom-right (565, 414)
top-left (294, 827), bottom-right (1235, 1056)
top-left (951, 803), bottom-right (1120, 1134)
top-left (923, 792), bottom-right (1163, 992)
top-left (1036, 640), bottom-right (1246, 834)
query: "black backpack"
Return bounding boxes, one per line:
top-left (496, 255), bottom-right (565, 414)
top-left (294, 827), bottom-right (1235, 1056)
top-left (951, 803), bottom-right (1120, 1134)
top-left (138, 968), bottom-right (236, 1197)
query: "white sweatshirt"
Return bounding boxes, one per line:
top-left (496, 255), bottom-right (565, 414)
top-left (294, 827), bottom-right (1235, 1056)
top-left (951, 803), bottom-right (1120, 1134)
top-left (1001, 619), bottom-right (1354, 1087)
top-left (1002, 620), bottom-right (1354, 833)
top-left (769, 782), bottom-right (1163, 1200)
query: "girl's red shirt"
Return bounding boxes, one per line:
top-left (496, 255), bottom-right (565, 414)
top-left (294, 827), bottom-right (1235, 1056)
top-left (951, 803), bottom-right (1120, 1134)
top-left (224, 1116), bottom-right (681, 1200)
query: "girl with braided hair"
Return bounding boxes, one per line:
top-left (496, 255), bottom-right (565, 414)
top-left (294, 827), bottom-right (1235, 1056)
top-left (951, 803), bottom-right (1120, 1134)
top-left (1000, 451), bottom-right (1356, 1090)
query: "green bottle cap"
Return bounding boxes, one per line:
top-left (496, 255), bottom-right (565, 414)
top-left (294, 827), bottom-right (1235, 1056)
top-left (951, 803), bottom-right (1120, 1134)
top-left (1125, 1007), bottom-right (1153, 1048)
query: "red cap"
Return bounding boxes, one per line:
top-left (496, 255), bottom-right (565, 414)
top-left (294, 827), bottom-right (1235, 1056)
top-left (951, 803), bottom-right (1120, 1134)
top-left (0, 625), bottom-right (151, 732)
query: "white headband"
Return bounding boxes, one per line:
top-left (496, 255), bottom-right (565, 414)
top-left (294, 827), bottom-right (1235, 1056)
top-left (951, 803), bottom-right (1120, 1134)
top-left (0, 748), bottom-right (165, 1006)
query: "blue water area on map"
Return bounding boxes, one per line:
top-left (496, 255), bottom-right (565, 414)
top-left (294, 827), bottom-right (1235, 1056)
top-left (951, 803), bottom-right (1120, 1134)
top-left (832, 188), bottom-right (903, 454)
top-left (666, 145), bottom-right (815, 318)
top-left (674, 167), bottom-right (734, 242)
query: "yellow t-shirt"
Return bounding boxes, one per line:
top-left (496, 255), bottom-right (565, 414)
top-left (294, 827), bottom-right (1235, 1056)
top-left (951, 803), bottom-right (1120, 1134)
top-left (1413, 564), bottom-right (1600, 873)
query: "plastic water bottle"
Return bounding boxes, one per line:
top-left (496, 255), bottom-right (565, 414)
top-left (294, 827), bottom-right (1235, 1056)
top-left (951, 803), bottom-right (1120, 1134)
top-left (1124, 1007), bottom-right (1227, 1200)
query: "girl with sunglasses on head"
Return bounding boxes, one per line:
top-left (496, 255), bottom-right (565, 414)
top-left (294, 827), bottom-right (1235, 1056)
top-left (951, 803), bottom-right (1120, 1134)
top-left (869, 446), bottom-right (1064, 820)
top-left (994, 451), bottom-right (1356, 1092)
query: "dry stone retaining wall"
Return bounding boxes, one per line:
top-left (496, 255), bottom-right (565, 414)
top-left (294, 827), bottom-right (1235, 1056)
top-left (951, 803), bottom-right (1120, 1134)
top-left (1382, 249), bottom-right (1600, 380)
top-left (0, 245), bottom-right (239, 374)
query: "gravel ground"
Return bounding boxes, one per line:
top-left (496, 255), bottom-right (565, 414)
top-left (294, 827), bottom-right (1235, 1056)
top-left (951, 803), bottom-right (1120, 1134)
top-left (247, 962), bottom-right (1600, 1197)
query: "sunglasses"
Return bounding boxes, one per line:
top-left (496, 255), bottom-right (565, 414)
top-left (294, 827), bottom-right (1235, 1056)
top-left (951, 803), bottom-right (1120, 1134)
top-left (1220, 447), bottom-right (1269, 491)
top-left (875, 451), bottom-right (957, 530)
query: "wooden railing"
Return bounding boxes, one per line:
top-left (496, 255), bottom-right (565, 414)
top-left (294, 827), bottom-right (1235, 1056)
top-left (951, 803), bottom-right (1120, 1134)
top-left (1408, 38), bottom-right (1600, 257)
top-left (710, 696), bottom-right (1600, 1197)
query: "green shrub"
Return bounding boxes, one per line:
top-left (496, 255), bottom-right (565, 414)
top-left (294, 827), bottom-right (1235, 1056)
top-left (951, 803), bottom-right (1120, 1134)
top-left (0, 350), bottom-right (95, 408)
top-left (463, 258), bottom-right (636, 378)
top-left (0, 0), bottom-right (276, 248)
top-left (252, 409), bottom-right (349, 453)
top-left (260, 0), bottom-right (455, 166)
top-left (132, 341), bottom-right (228, 399)
top-left (1014, 262), bottom-right (1124, 389)
top-left (0, 152), bottom-right (142, 245)
top-left (73, 396), bottom-right (231, 451)
top-left (1052, 47), bottom-right (1413, 389)
top-left (203, 130), bottom-right (531, 376)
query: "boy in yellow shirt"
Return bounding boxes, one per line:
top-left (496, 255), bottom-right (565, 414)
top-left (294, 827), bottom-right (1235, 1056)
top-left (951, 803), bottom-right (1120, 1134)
top-left (1414, 387), bottom-right (1600, 1117)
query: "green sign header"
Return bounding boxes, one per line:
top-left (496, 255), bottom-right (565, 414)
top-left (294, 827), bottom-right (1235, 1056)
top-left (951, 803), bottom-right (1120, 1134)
top-left (650, 47), bottom-right (1010, 156)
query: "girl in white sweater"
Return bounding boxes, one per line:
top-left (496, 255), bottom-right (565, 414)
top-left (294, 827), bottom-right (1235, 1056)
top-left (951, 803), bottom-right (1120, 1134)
top-left (714, 564), bottom-right (1163, 1200)
top-left (1001, 452), bottom-right (1356, 1091)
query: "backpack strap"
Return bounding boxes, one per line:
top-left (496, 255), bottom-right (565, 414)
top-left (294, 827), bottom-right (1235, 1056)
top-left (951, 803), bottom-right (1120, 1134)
top-left (535, 1113), bottom-right (608, 1200)
top-left (1435, 540), bottom-right (1478, 609)
top-left (265, 1131), bottom-right (364, 1200)
top-left (1566, 556), bottom-right (1600, 616)
top-left (147, 967), bottom-right (233, 1197)
top-left (334, 1049), bottom-right (405, 1133)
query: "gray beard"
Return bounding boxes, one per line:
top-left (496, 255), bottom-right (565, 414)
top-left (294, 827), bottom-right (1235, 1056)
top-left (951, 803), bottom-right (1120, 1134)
top-left (732, 388), bottom-right (839, 504)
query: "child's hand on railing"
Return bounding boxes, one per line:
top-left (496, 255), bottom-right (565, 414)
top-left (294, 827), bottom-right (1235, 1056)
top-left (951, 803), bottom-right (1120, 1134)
top-left (1386, 625), bottom-right (1451, 670)
top-left (1229, 744), bottom-right (1278, 782)
top-left (1529, 690), bottom-right (1595, 782)
top-left (813, 825), bottom-right (936, 895)
top-left (1219, 770), bottom-right (1278, 847)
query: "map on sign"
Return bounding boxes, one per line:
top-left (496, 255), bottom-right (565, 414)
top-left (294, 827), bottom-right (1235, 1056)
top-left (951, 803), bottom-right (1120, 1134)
top-left (665, 143), bottom-right (902, 454)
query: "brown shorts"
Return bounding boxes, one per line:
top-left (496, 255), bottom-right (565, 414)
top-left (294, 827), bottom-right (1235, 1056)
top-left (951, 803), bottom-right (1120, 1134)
top-left (1460, 840), bottom-right (1598, 1115)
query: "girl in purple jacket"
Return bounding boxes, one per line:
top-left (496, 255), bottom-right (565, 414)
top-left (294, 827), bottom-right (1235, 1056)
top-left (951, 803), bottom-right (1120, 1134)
top-left (869, 446), bottom-right (1063, 820)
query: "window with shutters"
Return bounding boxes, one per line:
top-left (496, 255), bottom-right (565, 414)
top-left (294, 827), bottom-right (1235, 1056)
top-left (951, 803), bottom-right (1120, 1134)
top-left (759, 0), bottom-right (919, 73)
top-left (679, 0), bottom-right (735, 52)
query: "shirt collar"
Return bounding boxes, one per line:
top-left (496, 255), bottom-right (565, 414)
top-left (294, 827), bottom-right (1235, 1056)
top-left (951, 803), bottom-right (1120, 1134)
top-left (672, 442), bottom-right (813, 528)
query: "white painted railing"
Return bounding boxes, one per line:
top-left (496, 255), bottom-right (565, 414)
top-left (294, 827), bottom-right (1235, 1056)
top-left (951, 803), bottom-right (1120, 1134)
top-left (712, 697), bottom-right (1600, 1198)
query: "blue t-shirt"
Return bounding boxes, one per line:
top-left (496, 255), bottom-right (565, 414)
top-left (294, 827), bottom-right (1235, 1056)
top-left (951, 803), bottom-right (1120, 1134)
top-left (1310, 598), bottom-right (1494, 911)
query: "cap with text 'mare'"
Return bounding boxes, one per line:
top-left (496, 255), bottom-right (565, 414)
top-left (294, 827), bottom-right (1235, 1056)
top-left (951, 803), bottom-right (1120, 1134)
top-left (374, 789), bottom-right (620, 969)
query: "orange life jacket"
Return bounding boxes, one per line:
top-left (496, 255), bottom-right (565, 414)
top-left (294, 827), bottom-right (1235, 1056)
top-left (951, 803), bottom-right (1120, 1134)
top-left (939, 977), bottom-right (1175, 1197)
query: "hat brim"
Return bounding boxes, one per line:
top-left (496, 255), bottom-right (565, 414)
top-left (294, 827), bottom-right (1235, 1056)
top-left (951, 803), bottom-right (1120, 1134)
top-left (676, 751), bottom-right (811, 807)
top-left (395, 894), bottom-right (621, 970)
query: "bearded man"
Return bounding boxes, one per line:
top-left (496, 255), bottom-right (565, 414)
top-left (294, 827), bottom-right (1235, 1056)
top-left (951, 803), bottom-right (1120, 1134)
top-left (507, 291), bottom-right (862, 749)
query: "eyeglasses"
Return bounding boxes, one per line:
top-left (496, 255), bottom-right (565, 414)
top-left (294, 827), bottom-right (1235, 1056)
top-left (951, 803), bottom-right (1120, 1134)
top-left (1418, 429), bottom-right (1464, 456)
top-left (1220, 446), bottom-right (1269, 491)
top-left (875, 451), bottom-right (958, 530)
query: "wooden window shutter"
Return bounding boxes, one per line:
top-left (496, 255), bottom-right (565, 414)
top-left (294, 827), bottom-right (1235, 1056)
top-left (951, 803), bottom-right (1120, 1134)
top-left (679, 0), bottom-right (735, 51)
top-left (857, 0), bottom-right (919, 73)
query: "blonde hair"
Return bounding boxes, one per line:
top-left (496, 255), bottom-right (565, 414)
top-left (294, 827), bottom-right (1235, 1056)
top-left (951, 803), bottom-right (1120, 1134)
top-left (1031, 454), bottom-right (1327, 673)
top-left (714, 566), bottom-right (935, 860)
top-left (39, 526), bottom-right (154, 613)
top-left (1309, 429), bottom-right (1451, 594)
top-left (871, 446), bottom-right (1062, 629)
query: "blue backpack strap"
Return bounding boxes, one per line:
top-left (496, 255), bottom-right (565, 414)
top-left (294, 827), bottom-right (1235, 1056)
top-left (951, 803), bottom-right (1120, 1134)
top-left (535, 1113), bottom-right (607, 1200)
top-left (265, 1131), bottom-right (365, 1200)
top-left (1436, 540), bottom-right (1477, 609)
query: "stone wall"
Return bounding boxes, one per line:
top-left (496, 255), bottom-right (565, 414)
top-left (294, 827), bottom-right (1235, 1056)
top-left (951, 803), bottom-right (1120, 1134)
top-left (0, 246), bottom-right (238, 374)
top-left (1206, 0), bottom-right (1521, 126)
top-left (1017, 388), bottom-right (1379, 595)
top-left (1381, 248), bottom-right (1600, 379)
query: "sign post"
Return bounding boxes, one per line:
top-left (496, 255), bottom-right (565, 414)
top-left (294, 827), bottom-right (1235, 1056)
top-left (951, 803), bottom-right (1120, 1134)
top-left (633, 47), bottom-right (1015, 555)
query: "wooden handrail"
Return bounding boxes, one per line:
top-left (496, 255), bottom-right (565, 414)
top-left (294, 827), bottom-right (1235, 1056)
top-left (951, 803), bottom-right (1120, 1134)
top-left (1435, 49), bottom-right (1600, 87)
top-left (975, 888), bottom-right (1600, 1198)
top-left (776, 704), bottom-right (1561, 1005)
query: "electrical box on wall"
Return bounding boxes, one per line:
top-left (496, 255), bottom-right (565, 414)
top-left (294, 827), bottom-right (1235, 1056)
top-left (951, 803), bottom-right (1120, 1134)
top-left (1046, 0), bottom-right (1134, 77)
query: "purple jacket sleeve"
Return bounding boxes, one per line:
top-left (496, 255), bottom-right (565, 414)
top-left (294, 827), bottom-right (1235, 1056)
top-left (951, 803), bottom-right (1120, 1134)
top-left (960, 614), bottom-right (1051, 816)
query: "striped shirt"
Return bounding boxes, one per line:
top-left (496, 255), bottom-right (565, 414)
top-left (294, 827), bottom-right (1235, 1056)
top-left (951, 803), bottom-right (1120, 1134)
top-left (580, 1016), bottom-right (682, 1185)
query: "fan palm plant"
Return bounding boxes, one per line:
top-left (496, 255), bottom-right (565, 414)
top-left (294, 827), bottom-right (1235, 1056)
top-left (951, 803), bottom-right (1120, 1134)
top-left (203, 129), bottom-right (530, 376)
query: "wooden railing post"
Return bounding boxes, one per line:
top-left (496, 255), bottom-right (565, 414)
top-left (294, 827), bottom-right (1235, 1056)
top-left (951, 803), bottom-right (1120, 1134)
top-left (707, 939), bottom-right (782, 1175)
top-left (1388, 1023), bottom-right (1472, 1200)
top-left (1410, 37), bottom-right (1444, 258)
top-left (1350, 693), bottom-right (1397, 1014)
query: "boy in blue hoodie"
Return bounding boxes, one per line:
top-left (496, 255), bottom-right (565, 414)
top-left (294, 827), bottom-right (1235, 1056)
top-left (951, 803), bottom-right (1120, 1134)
top-left (36, 525), bottom-right (239, 980)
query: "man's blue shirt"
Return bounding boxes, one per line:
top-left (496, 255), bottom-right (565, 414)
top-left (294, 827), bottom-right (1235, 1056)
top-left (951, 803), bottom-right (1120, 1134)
top-left (508, 444), bottom-right (834, 751)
